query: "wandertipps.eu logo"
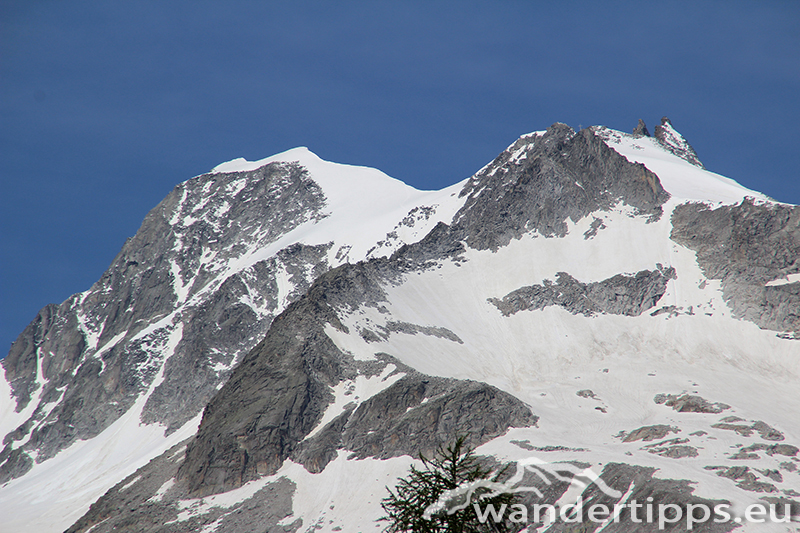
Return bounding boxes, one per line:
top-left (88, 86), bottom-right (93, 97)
top-left (423, 457), bottom-right (799, 529)
top-left (423, 457), bottom-right (621, 520)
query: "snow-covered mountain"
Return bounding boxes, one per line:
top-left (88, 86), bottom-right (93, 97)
top-left (2, 118), bottom-right (799, 532)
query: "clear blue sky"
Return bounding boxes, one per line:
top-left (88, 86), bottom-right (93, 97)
top-left (2, 1), bottom-right (799, 354)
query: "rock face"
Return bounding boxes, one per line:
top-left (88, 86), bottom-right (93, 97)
top-left (65, 440), bottom-right (301, 533)
top-left (452, 124), bottom-right (669, 251)
top-left (0, 162), bottom-right (333, 484)
top-left (488, 266), bottom-right (676, 317)
top-left (139, 241), bottom-right (332, 432)
top-left (671, 198), bottom-right (800, 333)
top-left (296, 372), bottom-right (537, 472)
top-left (654, 116), bottom-right (705, 168)
top-left (632, 118), bottom-right (650, 137)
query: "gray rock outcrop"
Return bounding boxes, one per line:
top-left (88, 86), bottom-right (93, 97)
top-left (654, 393), bottom-right (730, 414)
top-left (488, 266), bottom-right (676, 317)
top-left (65, 440), bottom-right (300, 533)
top-left (452, 123), bottom-right (670, 251)
top-left (654, 117), bottom-right (705, 168)
top-left (622, 425), bottom-right (679, 443)
top-left (294, 372), bottom-right (537, 473)
top-left (671, 198), bottom-right (800, 333)
top-left (632, 119), bottom-right (651, 137)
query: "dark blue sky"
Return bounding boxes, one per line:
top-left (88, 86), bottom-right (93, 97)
top-left (2, 1), bottom-right (799, 353)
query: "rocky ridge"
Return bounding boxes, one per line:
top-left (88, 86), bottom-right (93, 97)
top-left (654, 116), bottom-right (705, 168)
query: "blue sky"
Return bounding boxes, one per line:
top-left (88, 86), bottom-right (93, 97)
top-left (1, 1), bottom-right (799, 353)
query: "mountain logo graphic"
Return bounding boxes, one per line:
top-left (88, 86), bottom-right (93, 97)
top-left (423, 457), bottom-right (622, 520)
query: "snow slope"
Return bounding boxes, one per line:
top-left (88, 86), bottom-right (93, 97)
top-left (594, 126), bottom-right (769, 205)
top-left (316, 220), bottom-right (800, 530)
top-left (213, 147), bottom-right (467, 267)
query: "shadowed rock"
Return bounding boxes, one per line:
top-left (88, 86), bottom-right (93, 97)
top-left (453, 123), bottom-right (670, 251)
top-left (632, 119), bottom-right (650, 137)
top-left (293, 373), bottom-right (537, 473)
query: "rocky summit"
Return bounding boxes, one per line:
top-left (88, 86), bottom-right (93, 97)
top-left (2, 119), bottom-right (799, 532)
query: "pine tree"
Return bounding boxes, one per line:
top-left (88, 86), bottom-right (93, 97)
top-left (380, 436), bottom-right (517, 532)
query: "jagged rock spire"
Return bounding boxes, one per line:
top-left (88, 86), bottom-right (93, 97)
top-left (653, 116), bottom-right (705, 168)
top-left (632, 119), bottom-right (650, 137)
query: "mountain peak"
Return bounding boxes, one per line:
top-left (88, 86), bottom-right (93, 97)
top-left (210, 146), bottom-right (318, 174)
top-left (632, 119), bottom-right (650, 137)
top-left (653, 116), bottom-right (704, 168)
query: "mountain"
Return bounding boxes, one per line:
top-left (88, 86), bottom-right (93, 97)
top-left (2, 119), bottom-right (799, 532)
